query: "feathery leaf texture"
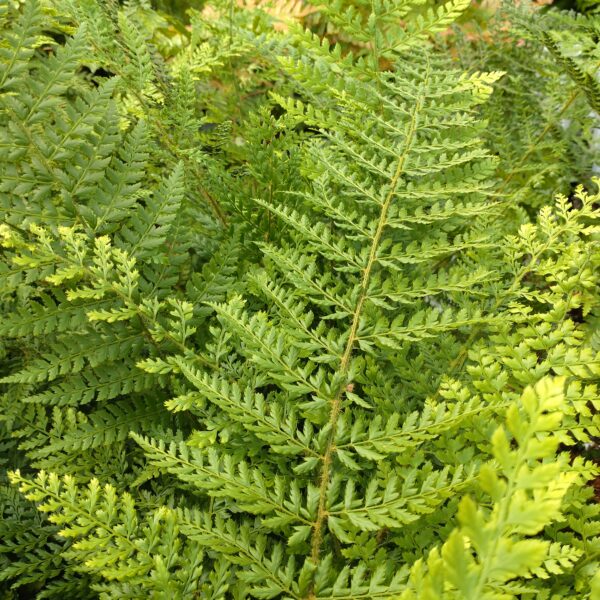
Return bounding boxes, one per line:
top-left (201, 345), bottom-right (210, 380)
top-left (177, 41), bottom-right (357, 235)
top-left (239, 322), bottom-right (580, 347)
top-left (1, 0), bottom-right (599, 597)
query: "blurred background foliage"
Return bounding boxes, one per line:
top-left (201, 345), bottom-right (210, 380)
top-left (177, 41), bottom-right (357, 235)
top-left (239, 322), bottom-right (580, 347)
top-left (145, 0), bottom-right (600, 25)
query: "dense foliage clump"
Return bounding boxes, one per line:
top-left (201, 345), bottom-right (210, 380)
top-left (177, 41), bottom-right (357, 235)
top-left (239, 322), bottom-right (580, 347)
top-left (0, 0), bottom-right (599, 598)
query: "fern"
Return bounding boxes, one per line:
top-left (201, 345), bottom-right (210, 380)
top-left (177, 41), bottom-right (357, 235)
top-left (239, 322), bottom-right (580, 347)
top-left (450, 1), bottom-right (600, 210)
top-left (1, 0), bottom-right (599, 597)
top-left (9, 471), bottom-right (219, 598)
top-left (0, 1), bottom-right (245, 594)
top-left (401, 378), bottom-right (583, 599)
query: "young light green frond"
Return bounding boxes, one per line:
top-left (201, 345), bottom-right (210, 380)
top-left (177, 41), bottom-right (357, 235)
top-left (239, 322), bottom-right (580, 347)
top-left (401, 378), bottom-right (581, 600)
top-left (8, 471), bottom-right (208, 597)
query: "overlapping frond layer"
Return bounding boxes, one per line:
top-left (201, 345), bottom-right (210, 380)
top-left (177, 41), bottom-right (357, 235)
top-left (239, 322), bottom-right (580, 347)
top-left (127, 34), bottom-right (510, 596)
top-left (1, 0), bottom-right (599, 598)
top-left (0, 2), bottom-right (246, 594)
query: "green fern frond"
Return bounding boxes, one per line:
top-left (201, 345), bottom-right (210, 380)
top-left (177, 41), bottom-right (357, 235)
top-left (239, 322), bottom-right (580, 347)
top-left (401, 378), bottom-right (582, 599)
top-left (9, 471), bottom-right (210, 597)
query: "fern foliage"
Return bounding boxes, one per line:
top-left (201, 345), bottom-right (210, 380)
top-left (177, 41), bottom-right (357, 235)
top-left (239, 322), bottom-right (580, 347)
top-left (1, 0), bottom-right (599, 598)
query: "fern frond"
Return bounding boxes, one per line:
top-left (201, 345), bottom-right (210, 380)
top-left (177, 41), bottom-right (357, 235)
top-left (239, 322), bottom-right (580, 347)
top-left (118, 161), bottom-right (185, 260)
top-left (9, 472), bottom-right (208, 596)
top-left (133, 433), bottom-right (312, 525)
top-left (0, 0), bottom-right (43, 91)
top-left (401, 378), bottom-right (581, 600)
